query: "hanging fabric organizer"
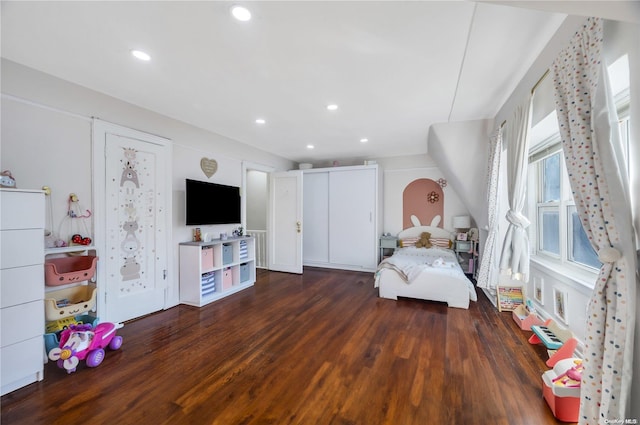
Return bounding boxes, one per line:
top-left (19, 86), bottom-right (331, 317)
top-left (58, 193), bottom-right (92, 246)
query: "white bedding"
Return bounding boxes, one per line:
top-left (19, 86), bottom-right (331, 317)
top-left (375, 244), bottom-right (477, 309)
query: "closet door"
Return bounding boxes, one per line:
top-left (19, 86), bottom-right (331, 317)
top-left (328, 168), bottom-right (376, 270)
top-left (303, 172), bottom-right (329, 263)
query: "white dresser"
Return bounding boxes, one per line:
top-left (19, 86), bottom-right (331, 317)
top-left (1, 188), bottom-right (45, 395)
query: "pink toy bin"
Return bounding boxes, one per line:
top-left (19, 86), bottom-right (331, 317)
top-left (542, 358), bottom-right (582, 422)
top-left (45, 255), bottom-right (98, 286)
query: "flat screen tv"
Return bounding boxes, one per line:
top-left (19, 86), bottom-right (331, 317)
top-left (185, 179), bottom-right (241, 225)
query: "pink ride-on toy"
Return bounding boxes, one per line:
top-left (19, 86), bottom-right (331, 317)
top-left (48, 322), bottom-right (123, 373)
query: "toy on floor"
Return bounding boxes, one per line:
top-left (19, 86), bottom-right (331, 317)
top-left (552, 359), bottom-right (583, 387)
top-left (542, 358), bottom-right (583, 422)
top-left (48, 322), bottom-right (123, 373)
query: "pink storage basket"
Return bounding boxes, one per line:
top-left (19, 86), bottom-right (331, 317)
top-left (45, 255), bottom-right (98, 286)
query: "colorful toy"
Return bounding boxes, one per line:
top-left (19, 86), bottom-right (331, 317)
top-left (542, 358), bottom-right (583, 422)
top-left (45, 316), bottom-right (80, 333)
top-left (552, 359), bottom-right (583, 388)
top-left (48, 322), bottom-right (123, 373)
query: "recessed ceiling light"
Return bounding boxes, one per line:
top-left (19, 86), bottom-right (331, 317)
top-left (307, 144), bottom-right (315, 149)
top-left (326, 104), bottom-right (338, 111)
top-left (255, 118), bottom-right (266, 124)
top-left (131, 49), bottom-right (151, 61)
top-left (231, 5), bottom-right (251, 21)
top-left (360, 138), bottom-right (369, 143)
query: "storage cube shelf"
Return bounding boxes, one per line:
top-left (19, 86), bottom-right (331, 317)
top-left (179, 236), bottom-right (256, 307)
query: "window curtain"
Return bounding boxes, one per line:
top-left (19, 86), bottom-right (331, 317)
top-left (477, 127), bottom-right (503, 293)
top-left (552, 17), bottom-right (636, 423)
top-left (499, 96), bottom-right (533, 281)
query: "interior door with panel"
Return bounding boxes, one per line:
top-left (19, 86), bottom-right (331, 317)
top-left (94, 120), bottom-right (171, 323)
top-left (268, 171), bottom-right (303, 274)
top-left (329, 168), bottom-right (377, 270)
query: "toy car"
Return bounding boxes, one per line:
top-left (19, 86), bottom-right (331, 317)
top-left (48, 322), bottom-right (123, 373)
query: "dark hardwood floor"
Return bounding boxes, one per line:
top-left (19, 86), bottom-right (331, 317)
top-left (1, 268), bottom-right (563, 425)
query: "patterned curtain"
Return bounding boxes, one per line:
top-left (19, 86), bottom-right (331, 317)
top-left (477, 127), bottom-right (502, 293)
top-left (499, 96), bottom-right (533, 281)
top-left (552, 17), bottom-right (636, 423)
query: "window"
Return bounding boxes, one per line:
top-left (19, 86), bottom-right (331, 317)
top-left (531, 144), bottom-right (599, 269)
top-left (528, 54), bottom-right (631, 278)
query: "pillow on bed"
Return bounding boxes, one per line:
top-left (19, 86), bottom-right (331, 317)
top-left (399, 237), bottom-right (419, 247)
top-left (430, 237), bottom-right (453, 248)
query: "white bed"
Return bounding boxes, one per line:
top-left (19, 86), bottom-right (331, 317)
top-left (374, 225), bottom-right (477, 309)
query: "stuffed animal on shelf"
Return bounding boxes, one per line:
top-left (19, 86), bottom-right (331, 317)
top-left (414, 232), bottom-right (432, 248)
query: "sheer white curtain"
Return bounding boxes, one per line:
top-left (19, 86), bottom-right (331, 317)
top-left (477, 127), bottom-right (502, 292)
top-left (499, 96), bottom-right (532, 281)
top-left (552, 17), bottom-right (636, 423)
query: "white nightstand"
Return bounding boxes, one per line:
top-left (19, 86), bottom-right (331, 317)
top-left (379, 236), bottom-right (398, 263)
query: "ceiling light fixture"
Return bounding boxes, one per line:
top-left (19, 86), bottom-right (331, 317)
top-left (326, 104), bottom-right (338, 111)
top-left (255, 118), bottom-right (266, 124)
top-left (131, 49), bottom-right (151, 61)
top-left (231, 5), bottom-right (251, 21)
top-left (360, 138), bottom-right (369, 143)
top-left (307, 144), bottom-right (315, 149)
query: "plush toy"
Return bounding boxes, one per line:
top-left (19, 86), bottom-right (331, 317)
top-left (414, 232), bottom-right (432, 248)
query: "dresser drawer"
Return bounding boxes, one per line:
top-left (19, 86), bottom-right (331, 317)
top-left (1, 336), bottom-right (44, 395)
top-left (0, 190), bottom-right (45, 230)
top-left (1, 265), bottom-right (43, 308)
top-left (1, 300), bottom-right (44, 347)
top-left (0, 229), bottom-right (44, 269)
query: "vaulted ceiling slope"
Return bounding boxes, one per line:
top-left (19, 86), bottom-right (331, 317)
top-left (1, 1), bottom-right (566, 162)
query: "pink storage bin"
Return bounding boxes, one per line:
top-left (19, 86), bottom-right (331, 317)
top-left (222, 267), bottom-right (233, 290)
top-left (45, 255), bottom-right (98, 286)
top-left (201, 247), bottom-right (214, 271)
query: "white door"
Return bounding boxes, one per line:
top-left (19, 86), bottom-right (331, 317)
top-left (268, 171), bottom-right (302, 273)
top-left (329, 168), bottom-right (377, 270)
top-left (93, 120), bottom-right (172, 323)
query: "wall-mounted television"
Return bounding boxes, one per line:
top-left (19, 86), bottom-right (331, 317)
top-left (185, 179), bottom-right (241, 225)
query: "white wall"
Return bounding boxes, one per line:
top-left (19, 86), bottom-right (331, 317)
top-left (427, 119), bottom-right (492, 229)
top-left (382, 165), bottom-right (470, 236)
top-left (1, 96), bottom-right (92, 242)
top-left (1, 59), bottom-right (295, 309)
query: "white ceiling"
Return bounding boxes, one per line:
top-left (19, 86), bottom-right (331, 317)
top-left (1, 1), bottom-right (567, 163)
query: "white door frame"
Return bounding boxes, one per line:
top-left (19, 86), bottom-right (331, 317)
top-left (92, 119), bottom-right (173, 322)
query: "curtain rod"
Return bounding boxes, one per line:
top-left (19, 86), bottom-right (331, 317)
top-left (498, 69), bottom-right (548, 131)
top-left (531, 69), bottom-right (550, 95)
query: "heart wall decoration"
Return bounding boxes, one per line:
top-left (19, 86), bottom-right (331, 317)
top-left (200, 158), bottom-right (218, 178)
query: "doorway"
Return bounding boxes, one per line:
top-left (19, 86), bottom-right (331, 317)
top-left (242, 162), bottom-right (273, 269)
top-left (93, 120), bottom-right (172, 323)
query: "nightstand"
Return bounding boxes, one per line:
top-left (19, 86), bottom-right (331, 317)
top-left (379, 236), bottom-right (397, 263)
top-left (454, 239), bottom-right (478, 277)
